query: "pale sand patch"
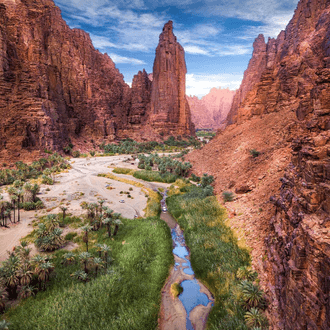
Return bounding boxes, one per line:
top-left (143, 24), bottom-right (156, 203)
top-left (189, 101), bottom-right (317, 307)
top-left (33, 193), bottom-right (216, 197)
top-left (0, 155), bottom-right (152, 262)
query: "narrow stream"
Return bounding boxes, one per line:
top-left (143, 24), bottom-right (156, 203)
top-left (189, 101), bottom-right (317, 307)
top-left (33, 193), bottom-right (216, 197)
top-left (160, 190), bottom-right (213, 329)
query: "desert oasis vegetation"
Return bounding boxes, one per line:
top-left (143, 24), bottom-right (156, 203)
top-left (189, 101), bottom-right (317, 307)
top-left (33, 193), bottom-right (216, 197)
top-left (0, 0), bottom-right (329, 329)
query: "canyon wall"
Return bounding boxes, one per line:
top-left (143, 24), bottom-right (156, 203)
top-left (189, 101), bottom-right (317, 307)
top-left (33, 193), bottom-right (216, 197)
top-left (187, 87), bottom-right (236, 129)
top-left (0, 0), bottom-right (193, 161)
top-left (224, 0), bottom-right (330, 328)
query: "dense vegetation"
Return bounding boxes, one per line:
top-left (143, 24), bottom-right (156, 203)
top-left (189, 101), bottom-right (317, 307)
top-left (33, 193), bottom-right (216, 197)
top-left (137, 154), bottom-right (192, 177)
top-left (1, 212), bottom-right (173, 329)
top-left (196, 130), bottom-right (216, 138)
top-left (100, 136), bottom-right (201, 155)
top-left (0, 154), bottom-right (69, 186)
top-left (167, 183), bottom-right (268, 329)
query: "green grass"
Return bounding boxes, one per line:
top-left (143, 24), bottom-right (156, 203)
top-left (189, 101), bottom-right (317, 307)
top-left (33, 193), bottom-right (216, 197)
top-left (133, 170), bottom-right (177, 183)
top-left (112, 168), bottom-right (135, 175)
top-left (2, 217), bottom-right (173, 330)
top-left (166, 186), bottom-right (251, 330)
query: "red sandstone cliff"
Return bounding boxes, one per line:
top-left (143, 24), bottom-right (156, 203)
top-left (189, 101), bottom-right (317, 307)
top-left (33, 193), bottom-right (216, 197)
top-left (189, 0), bottom-right (330, 328)
top-left (187, 87), bottom-right (236, 129)
top-left (150, 21), bottom-right (195, 136)
top-left (0, 2), bottom-right (193, 160)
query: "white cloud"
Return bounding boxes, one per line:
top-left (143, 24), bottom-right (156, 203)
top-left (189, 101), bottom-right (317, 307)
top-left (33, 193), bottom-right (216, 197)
top-left (90, 34), bottom-right (118, 49)
top-left (216, 45), bottom-right (252, 56)
top-left (109, 53), bottom-right (146, 65)
top-left (186, 73), bottom-right (242, 97)
top-left (184, 45), bottom-right (210, 55)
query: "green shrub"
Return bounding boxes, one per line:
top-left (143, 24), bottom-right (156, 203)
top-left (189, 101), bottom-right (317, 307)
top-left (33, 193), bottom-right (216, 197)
top-left (249, 149), bottom-right (260, 158)
top-left (64, 232), bottom-right (78, 241)
top-left (21, 202), bottom-right (35, 211)
top-left (71, 150), bottom-right (80, 158)
top-left (41, 175), bottom-right (53, 185)
top-left (222, 191), bottom-right (234, 202)
top-left (89, 151), bottom-right (96, 157)
top-left (21, 201), bottom-right (44, 211)
top-left (201, 173), bottom-right (214, 188)
top-left (113, 168), bottom-right (134, 175)
top-left (133, 170), bottom-right (177, 183)
top-left (63, 146), bottom-right (72, 154)
top-left (190, 173), bottom-right (201, 182)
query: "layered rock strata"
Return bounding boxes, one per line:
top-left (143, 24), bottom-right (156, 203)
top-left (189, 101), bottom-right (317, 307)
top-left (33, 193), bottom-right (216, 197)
top-left (224, 0), bottom-right (330, 328)
top-left (0, 0), bottom-right (193, 161)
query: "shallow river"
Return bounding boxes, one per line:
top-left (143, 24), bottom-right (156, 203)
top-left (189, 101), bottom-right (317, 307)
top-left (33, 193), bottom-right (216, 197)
top-left (160, 190), bottom-right (213, 330)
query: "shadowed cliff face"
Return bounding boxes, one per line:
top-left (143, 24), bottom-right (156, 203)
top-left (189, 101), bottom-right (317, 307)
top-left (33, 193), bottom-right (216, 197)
top-left (223, 0), bottom-right (330, 328)
top-left (0, 0), bottom-right (131, 159)
top-left (0, 3), bottom-right (193, 161)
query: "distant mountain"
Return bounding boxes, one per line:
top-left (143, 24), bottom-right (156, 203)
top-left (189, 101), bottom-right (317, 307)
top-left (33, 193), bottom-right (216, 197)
top-left (187, 87), bottom-right (236, 129)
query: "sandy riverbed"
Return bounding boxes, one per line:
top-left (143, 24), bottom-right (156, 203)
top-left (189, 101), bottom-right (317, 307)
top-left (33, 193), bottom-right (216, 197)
top-left (0, 155), bottom-right (170, 262)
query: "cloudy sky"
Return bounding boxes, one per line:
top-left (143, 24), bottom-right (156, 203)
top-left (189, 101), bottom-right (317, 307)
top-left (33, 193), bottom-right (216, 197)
top-left (53, 0), bottom-right (299, 97)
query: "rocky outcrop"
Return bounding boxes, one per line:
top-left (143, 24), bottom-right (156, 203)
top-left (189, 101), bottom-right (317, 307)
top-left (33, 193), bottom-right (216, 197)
top-left (129, 69), bottom-right (152, 126)
top-left (187, 87), bottom-right (236, 129)
top-left (150, 21), bottom-right (195, 136)
top-left (0, 2), bottom-right (193, 161)
top-left (223, 0), bottom-right (330, 328)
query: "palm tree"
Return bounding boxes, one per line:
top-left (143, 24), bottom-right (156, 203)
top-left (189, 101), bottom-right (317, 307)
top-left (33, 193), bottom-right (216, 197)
top-left (92, 257), bottom-right (104, 277)
top-left (244, 308), bottom-right (268, 328)
top-left (31, 255), bottom-right (46, 276)
top-left (17, 262), bottom-right (33, 286)
top-left (239, 280), bottom-right (264, 309)
top-left (98, 199), bottom-right (105, 218)
top-left (61, 252), bottom-right (76, 265)
top-left (102, 218), bottom-right (113, 237)
top-left (0, 285), bottom-right (8, 313)
top-left (10, 195), bottom-right (18, 223)
top-left (37, 261), bottom-right (54, 290)
top-left (113, 218), bottom-right (123, 236)
top-left (237, 266), bottom-right (258, 281)
top-left (60, 206), bottom-right (68, 221)
top-left (70, 270), bottom-right (89, 283)
top-left (18, 285), bottom-right (35, 299)
top-left (78, 252), bottom-right (92, 273)
top-left (80, 225), bottom-right (92, 251)
top-left (95, 243), bottom-right (104, 258)
top-left (16, 188), bottom-right (23, 222)
top-left (101, 245), bottom-right (112, 269)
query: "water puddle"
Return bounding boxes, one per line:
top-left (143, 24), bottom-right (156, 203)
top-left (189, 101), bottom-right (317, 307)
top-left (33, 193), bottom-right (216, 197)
top-left (160, 190), bottom-right (213, 329)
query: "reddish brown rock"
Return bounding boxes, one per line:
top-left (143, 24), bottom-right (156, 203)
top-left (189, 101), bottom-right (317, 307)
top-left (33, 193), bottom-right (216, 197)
top-left (0, 0), bottom-right (132, 160)
top-left (222, 0), bottom-right (330, 328)
top-left (129, 69), bottom-right (152, 126)
top-left (150, 21), bottom-right (195, 136)
top-left (0, 4), bottom-right (194, 161)
top-left (187, 87), bottom-right (236, 129)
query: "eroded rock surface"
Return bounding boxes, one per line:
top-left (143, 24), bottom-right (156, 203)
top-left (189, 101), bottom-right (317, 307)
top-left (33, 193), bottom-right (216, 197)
top-left (150, 21), bottom-right (195, 136)
top-left (223, 0), bottom-right (330, 327)
top-left (194, 0), bottom-right (330, 328)
top-left (0, 2), bottom-right (193, 162)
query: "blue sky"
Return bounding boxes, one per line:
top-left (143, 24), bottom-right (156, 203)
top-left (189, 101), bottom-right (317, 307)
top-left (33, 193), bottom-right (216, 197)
top-left (53, 0), bottom-right (299, 97)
